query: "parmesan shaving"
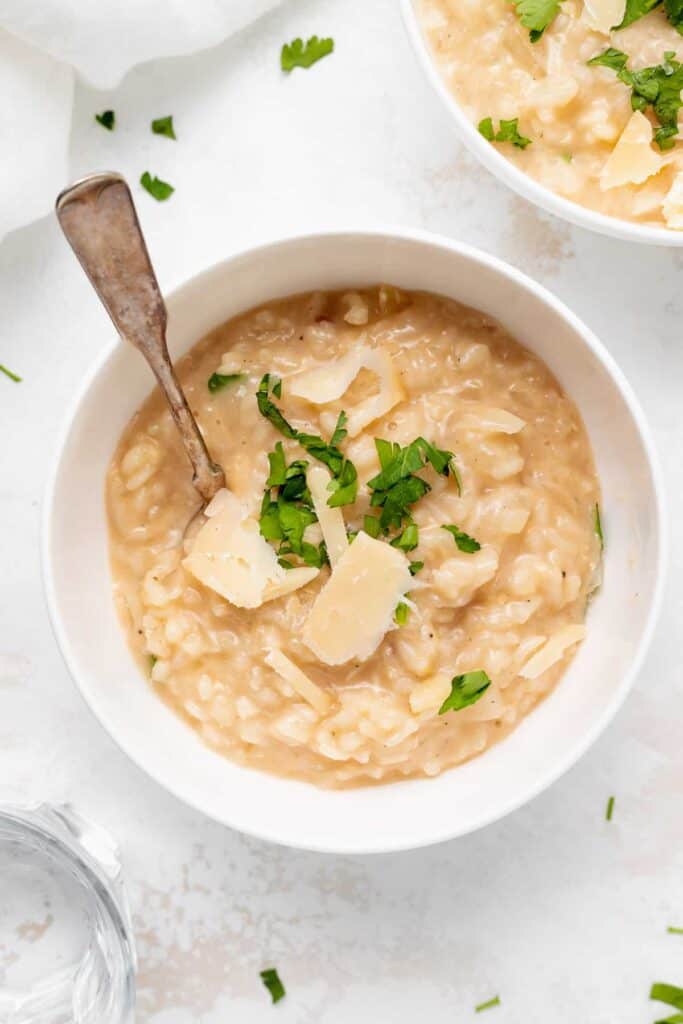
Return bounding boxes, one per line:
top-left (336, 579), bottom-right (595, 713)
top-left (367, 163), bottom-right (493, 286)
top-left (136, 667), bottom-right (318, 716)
top-left (306, 465), bottom-right (349, 568)
top-left (582, 0), bottom-right (625, 34)
top-left (663, 170), bottom-right (683, 229)
top-left (265, 649), bottom-right (331, 713)
top-left (459, 406), bottom-right (526, 434)
top-left (600, 111), bottom-right (663, 191)
top-left (183, 489), bottom-right (318, 608)
top-left (519, 624), bottom-right (586, 679)
top-left (287, 346), bottom-right (405, 437)
top-left (302, 531), bottom-right (413, 665)
top-left (408, 673), bottom-right (452, 715)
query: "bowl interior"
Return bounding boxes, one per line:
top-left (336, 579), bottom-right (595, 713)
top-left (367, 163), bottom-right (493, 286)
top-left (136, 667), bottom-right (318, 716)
top-left (44, 231), bottom-right (663, 853)
top-left (401, 0), bottom-right (683, 246)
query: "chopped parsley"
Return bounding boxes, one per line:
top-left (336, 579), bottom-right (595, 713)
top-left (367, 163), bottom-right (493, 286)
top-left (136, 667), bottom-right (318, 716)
top-left (0, 364), bottom-right (21, 382)
top-left (511, 0), bottom-right (562, 39)
top-left (409, 560), bottom-right (424, 576)
top-left (259, 442), bottom-right (327, 568)
top-left (151, 115), bottom-right (176, 140)
top-left (651, 983), bottom-right (683, 1013)
top-left (363, 514), bottom-right (381, 538)
top-left (140, 172), bottom-right (174, 201)
top-left (619, 0), bottom-right (663, 25)
top-left (478, 116), bottom-right (532, 149)
top-left (256, 376), bottom-right (357, 506)
top-left (260, 967), bottom-right (286, 1004)
top-left (666, 0), bottom-right (683, 32)
top-left (588, 49), bottom-right (683, 148)
top-left (395, 601), bottom-right (410, 625)
top-left (605, 795), bottom-right (615, 821)
top-left (148, 655), bottom-right (157, 673)
top-left (442, 524), bottom-right (481, 553)
top-left (475, 995), bottom-right (501, 1013)
top-left (208, 371), bottom-right (244, 393)
top-left (594, 503), bottom-right (604, 549)
top-left (281, 35), bottom-right (334, 72)
top-left (668, 926), bottom-right (683, 935)
top-left (439, 670), bottom-right (492, 714)
top-left (391, 522), bottom-right (419, 553)
top-left (95, 109), bottom-right (115, 130)
top-left (367, 437), bottom-right (458, 534)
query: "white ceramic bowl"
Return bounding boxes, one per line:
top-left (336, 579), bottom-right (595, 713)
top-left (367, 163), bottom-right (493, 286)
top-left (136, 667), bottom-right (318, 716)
top-left (401, 0), bottom-right (683, 246)
top-left (43, 229), bottom-right (666, 853)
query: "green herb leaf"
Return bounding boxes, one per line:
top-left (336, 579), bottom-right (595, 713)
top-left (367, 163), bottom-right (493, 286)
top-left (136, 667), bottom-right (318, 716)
top-left (151, 115), bottom-right (176, 139)
top-left (301, 540), bottom-right (327, 567)
top-left (511, 0), bottom-right (562, 40)
top-left (395, 601), bottom-right (410, 625)
top-left (479, 116), bottom-right (532, 148)
top-left (363, 514), bottom-right (381, 538)
top-left (140, 171), bottom-right (174, 201)
top-left (95, 109), bottom-right (115, 130)
top-left (618, 0), bottom-right (662, 27)
top-left (605, 795), bottom-right (615, 821)
top-left (665, 0), bottom-right (683, 32)
top-left (330, 411), bottom-right (348, 447)
top-left (594, 503), bottom-right (604, 549)
top-left (587, 47), bottom-right (630, 71)
top-left (266, 442), bottom-right (288, 487)
top-left (272, 378), bottom-right (283, 399)
top-left (442, 524), bottom-right (481, 553)
top-left (390, 522), bottom-right (419, 553)
top-left (208, 371), bottom-right (244, 393)
top-left (257, 374), bottom-right (298, 438)
top-left (281, 35), bottom-right (334, 72)
top-left (651, 983), bottom-right (683, 1012)
top-left (0, 364), bottom-right (21, 382)
top-left (260, 967), bottom-right (286, 1004)
top-left (668, 926), bottom-right (683, 935)
top-left (367, 437), bottom-right (458, 534)
top-left (475, 995), bottom-right (501, 1013)
top-left (654, 1015), bottom-right (683, 1023)
top-left (439, 670), bottom-right (492, 714)
top-left (478, 116), bottom-right (495, 141)
top-left (409, 560), bottom-right (424, 576)
top-left (588, 49), bottom-right (683, 148)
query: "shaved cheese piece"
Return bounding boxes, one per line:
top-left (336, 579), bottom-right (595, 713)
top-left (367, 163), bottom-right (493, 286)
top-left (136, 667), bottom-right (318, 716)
top-left (409, 673), bottom-right (452, 715)
top-left (287, 346), bottom-right (405, 437)
top-left (307, 465), bottom-right (349, 568)
top-left (600, 111), bottom-right (662, 191)
top-left (263, 566), bottom-right (320, 601)
top-left (302, 531), bottom-right (413, 665)
top-left (663, 170), bottom-right (683, 229)
top-left (265, 649), bottom-right (331, 713)
top-left (183, 489), bottom-right (317, 608)
top-left (459, 406), bottom-right (526, 434)
top-left (583, 0), bottom-right (625, 34)
top-left (519, 624), bottom-right (586, 679)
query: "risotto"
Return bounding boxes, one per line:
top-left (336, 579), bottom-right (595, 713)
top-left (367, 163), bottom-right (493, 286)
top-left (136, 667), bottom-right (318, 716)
top-left (106, 286), bottom-right (602, 788)
top-left (418, 0), bottom-right (683, 228)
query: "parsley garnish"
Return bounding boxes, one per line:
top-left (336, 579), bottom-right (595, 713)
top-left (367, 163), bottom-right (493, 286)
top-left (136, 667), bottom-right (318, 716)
top-left (442, 524), bottom-right (481, 553)
top-left (409, 560), bottom-right (424, 576)
top-left (391, 522), bottom-right (419, 553)
top-left (259, 442), bottom-right (328, 568)
top-left (479, 116), bottom-right (532, 148)
top-left (151, 115), bottom-right (176, 140)
top-left (605, 795), bottom-right (615, 820)
top-left (0, 364), bottom-right (21, 382)
top-left (256, 376), bottom-right (358, 506)
top-left (668, 926), bottom-right (683, 935)
top-left (619, 0), bottom-right (663, 25)
top-left (208, 372), bottom-right (244, 393)
top-left (140, 172), bottom-right (174, 201)
top-left (367, 437), bottom-right (458, 533)
top-left (439, 670), bottom-right (491, 714)
top-left (511, 0), bottom-right (562, 40)
top-left (363, 514), bottom-right (381, 538)
top-left (95, 110), bottom-right (115, 130)
top-left (260, 967), bottom-right (286, 1004)
top-left (395, 601), bottom-right (410, 625)
top-left (594, 503), bottom-right (604, 549)
top-left (588, 49), bottom-right (683, 148)
top-left (651, 983), bottom-right (683, 1013)
top-left (475, 995), bottom-right (501, 1013)
top-left (281, 35), bottom-right (334, 72)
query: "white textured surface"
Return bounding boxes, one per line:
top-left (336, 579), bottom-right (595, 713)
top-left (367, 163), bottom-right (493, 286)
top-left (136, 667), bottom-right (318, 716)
top-left (0, 0), bottom-right (681, 1020)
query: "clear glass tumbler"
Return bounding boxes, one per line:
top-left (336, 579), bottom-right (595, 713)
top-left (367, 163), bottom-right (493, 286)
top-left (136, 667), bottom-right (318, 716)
top-left (0, 804), bottom-right (136, 1024)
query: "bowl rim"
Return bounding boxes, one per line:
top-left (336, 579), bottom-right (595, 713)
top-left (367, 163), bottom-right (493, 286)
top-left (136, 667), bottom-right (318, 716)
top-left (41, 226), bottom-right (668, 853)
top-left (400, 0), bottom-right (683, 247)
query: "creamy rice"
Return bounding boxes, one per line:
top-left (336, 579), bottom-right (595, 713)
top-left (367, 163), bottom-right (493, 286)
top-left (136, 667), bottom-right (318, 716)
top-left (106, 287), bottom-right (601, 787)
top-left (419, 0), bottom-right (683, 227)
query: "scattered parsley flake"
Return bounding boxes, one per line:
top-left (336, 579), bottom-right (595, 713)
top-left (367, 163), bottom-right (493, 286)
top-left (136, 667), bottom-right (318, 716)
top-left (390, 522), bottom-right (419, 553)
top-left (651, 983), bottom-right (683, 1013)
top-left (442, 524), bottom-right (481, 553)
top-left (594, 503), bottom-right (604, 549)
top-left (511, 0), bottom-right (562, 40)
top-left (475, 995), bottom-right (501, 1013)
top-left (151, 115), bottom-right (176, 139)
top-left (0, 364), bottom-right (21, 382)
top-left (588, 49), bottom-right (683, 148)
top-left (260, 967), bottom-right (286, 1004)
top-left (619, 0), bottom-right (665, 28)
top-left (363, 514), bottom-right (381, 539)
top-left (140, 172), bottom-right (174, 201)
top-left (409, 560), bottom-right (424, 576)
top-left (208, 371), bottom-right (244, 393)
top-left (605, 795), bottom-right (615, 821)
top-left (479, 117), bottom-right (532, 148)
top-left (281, 35), bottom-right (334, 72)
top-left (668, 926), bottom-right (683, 935)
top-left (439, 670), bottom-right (492, 714)
top-left (95, 109), bottom-right (115, 130)
top-left (395, 601), bottom-right (410, 626)
top-left (368, 437), bottom-right (458, 533)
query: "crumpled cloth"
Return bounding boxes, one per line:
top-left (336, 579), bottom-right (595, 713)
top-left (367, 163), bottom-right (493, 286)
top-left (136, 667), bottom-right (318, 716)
top-left (0, 0), bottom-right (283, 242)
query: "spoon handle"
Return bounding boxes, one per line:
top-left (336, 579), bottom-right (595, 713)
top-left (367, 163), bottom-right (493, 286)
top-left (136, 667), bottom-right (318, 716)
top-left (56, 172), bottom-right (224, 504)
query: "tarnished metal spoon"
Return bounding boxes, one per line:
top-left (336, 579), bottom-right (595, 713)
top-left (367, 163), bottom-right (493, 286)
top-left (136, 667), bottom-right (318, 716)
top-left (56, 172), bottom-right (224, 508)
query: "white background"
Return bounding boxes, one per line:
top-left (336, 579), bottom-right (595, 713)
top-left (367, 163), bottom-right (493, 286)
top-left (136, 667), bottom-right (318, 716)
top-left (1, 1), bottom-right (682, 1020)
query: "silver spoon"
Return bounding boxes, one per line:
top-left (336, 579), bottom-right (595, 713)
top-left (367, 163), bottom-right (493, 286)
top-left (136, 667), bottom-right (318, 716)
top-left (56, 172), bottom-right (225, 510)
